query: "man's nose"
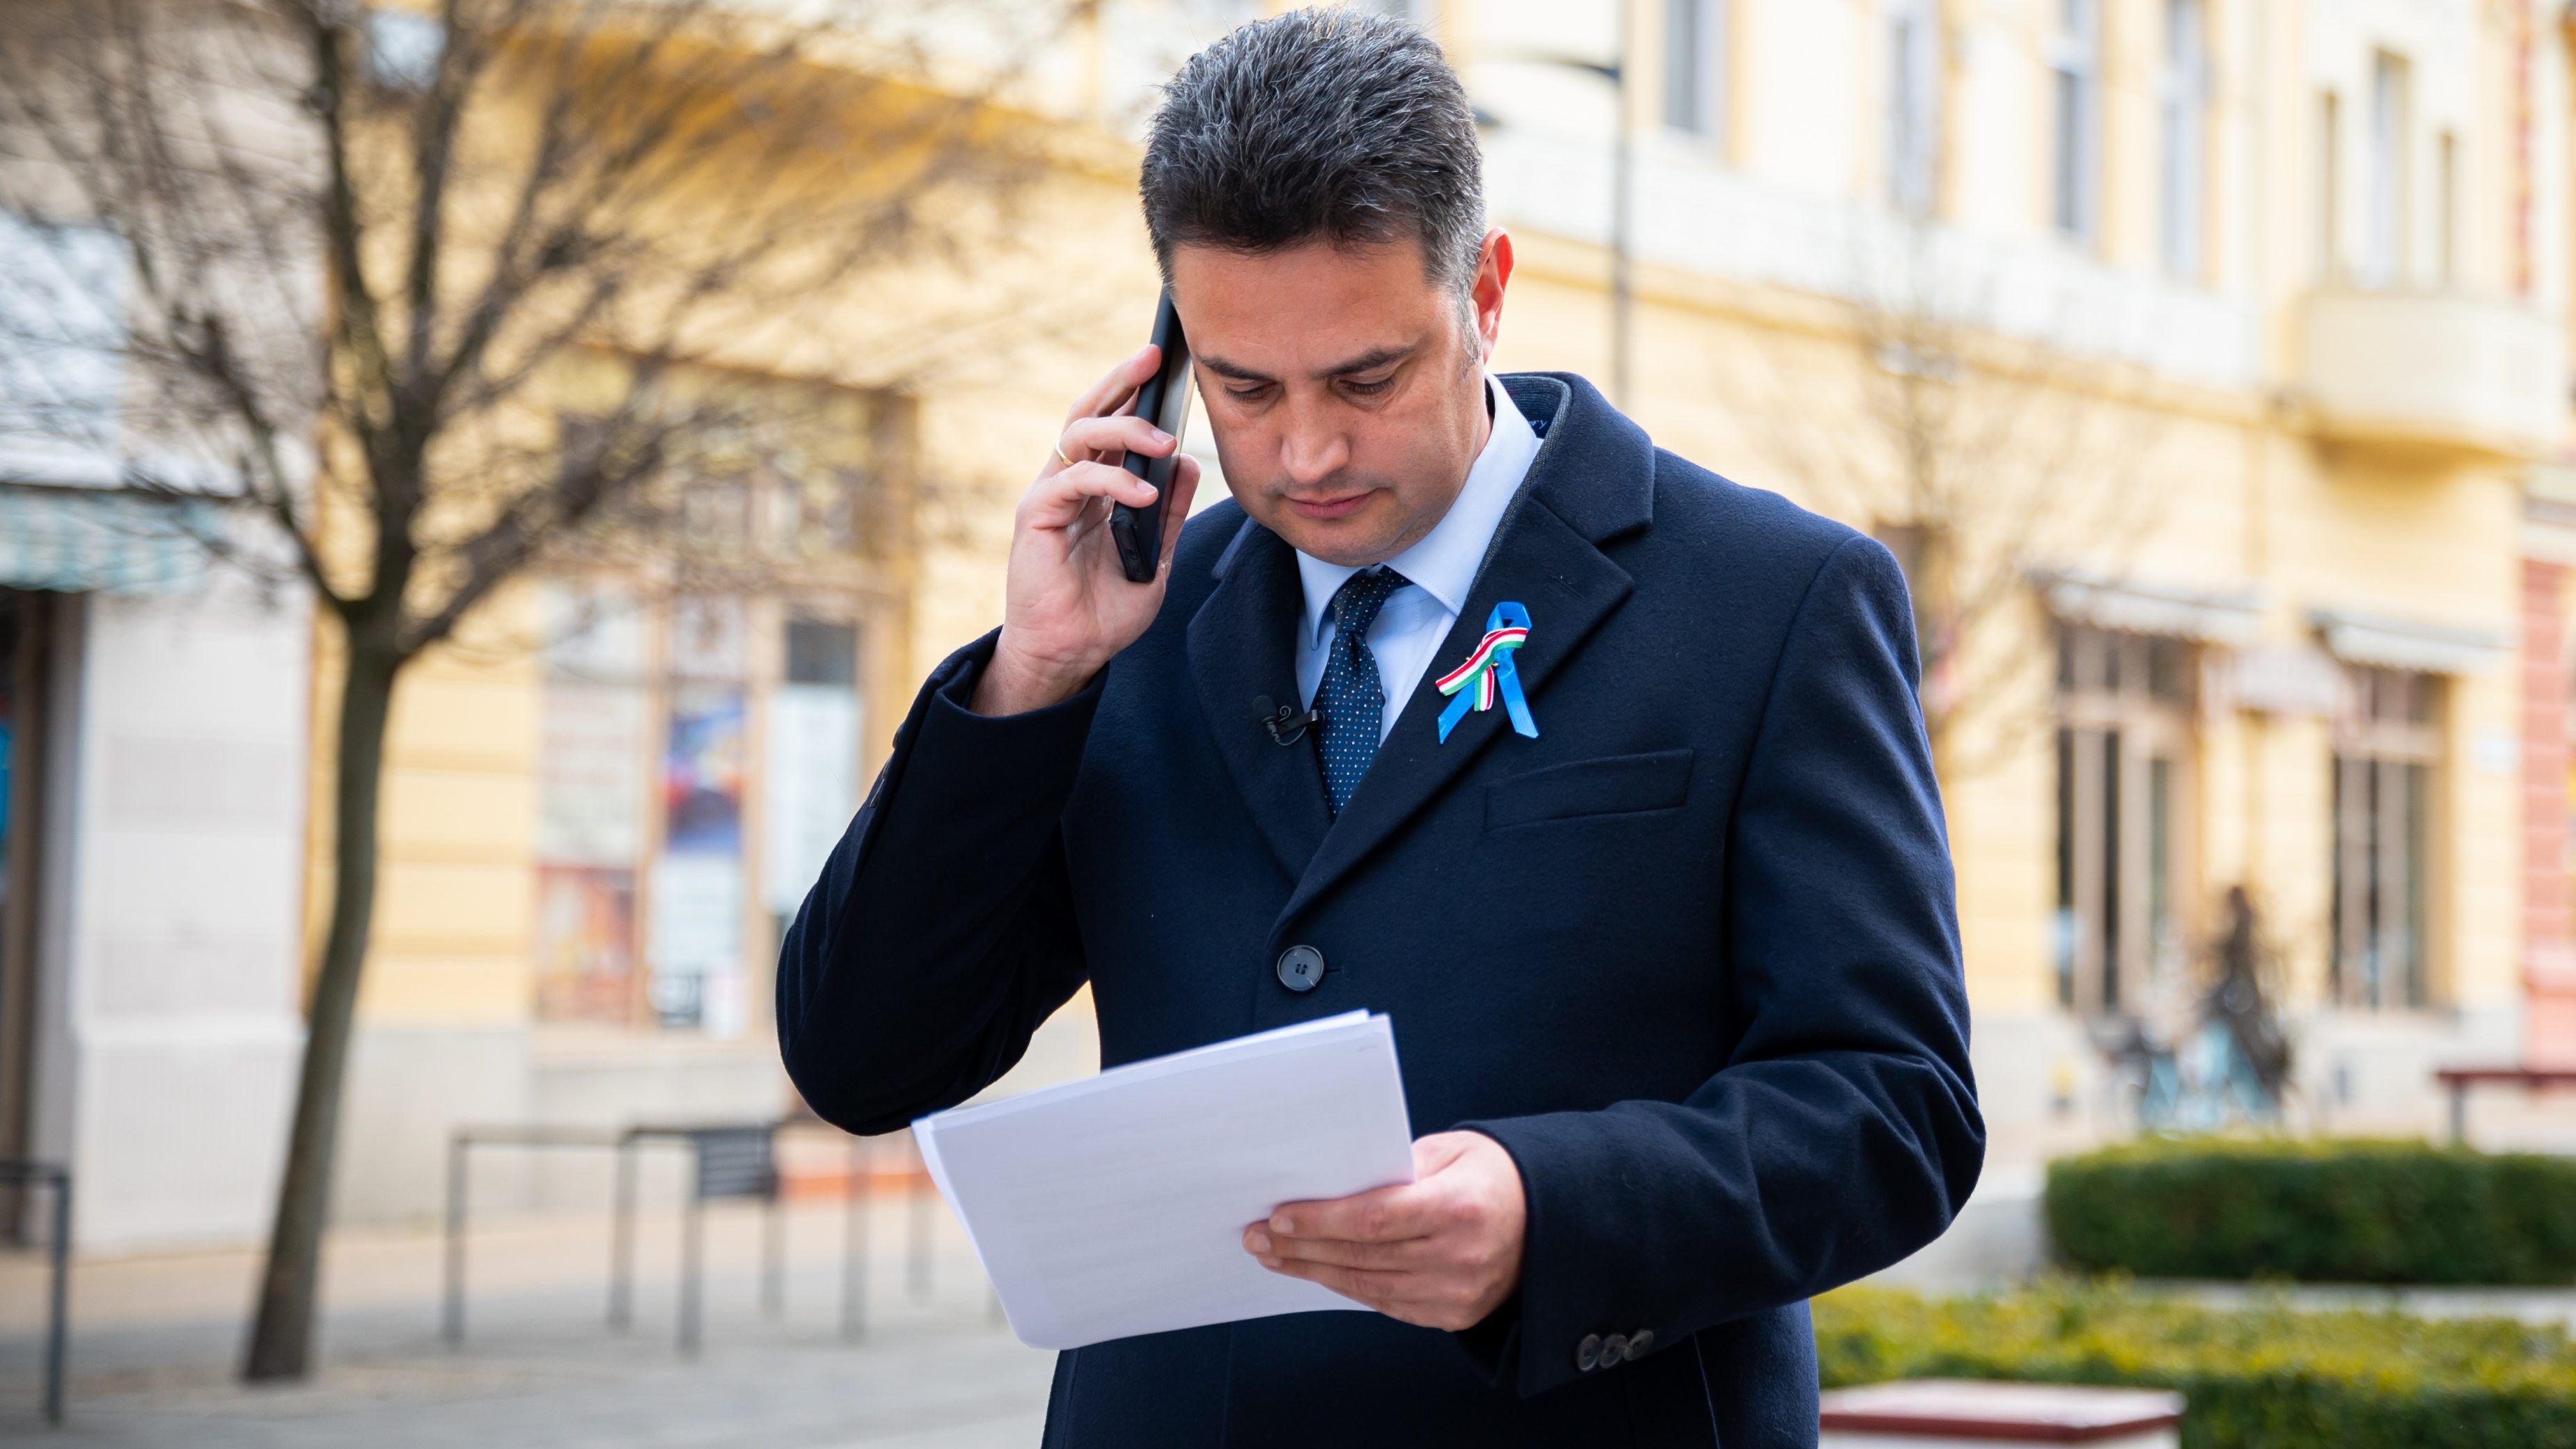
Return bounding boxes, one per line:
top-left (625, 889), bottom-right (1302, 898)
top-left (1277, 406), bottom-right (1351, 487)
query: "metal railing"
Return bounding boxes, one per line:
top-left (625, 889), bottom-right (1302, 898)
top-left (0, 1160), bottom-right (70, 1425)
top-left (442, 1121), bottom-right (924, 1355)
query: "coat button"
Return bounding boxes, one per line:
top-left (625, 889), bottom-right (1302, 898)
top-left (1575, 1333), bottom-right (1603, 1372)
top-left (1600, 1332), bottom-right (1629, 1365)
top-left (1275, 945), bottom-right (1325, 992)
top-left (1626, 1329), bottom-right (1654, 1359)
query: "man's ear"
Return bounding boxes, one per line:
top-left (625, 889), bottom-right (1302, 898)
top-left (1473, 228), bottom-right (1513, 358)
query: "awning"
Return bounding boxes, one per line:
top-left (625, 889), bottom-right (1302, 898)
top-left (2310, 606), bottom-right (2511, 675)
top-left (0, 483), bottom-right (216, 595)
top-left (2034, 569), bottom-right (2265, 645)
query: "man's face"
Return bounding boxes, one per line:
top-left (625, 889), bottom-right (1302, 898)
top-left (1170, 230), bottom-right (1511, 568)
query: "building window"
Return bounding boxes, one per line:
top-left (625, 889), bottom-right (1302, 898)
top-left (2055, 625), bottom-right (2195, 1017)
top-left (532, 590), bottom-right (869, 1037)
top-left (2436, 130), bottom-right (2458, 288)
top-left (2332, 666), bottom-right (2439, 1009)
top-left (1885, 0), bottom-right (1940, 216)
top-left (0, 212), bottom-right (130, 487)
top-left (533, 583), bottom-right (652, 1028)
top-left (763, 616), bottom-right (862, 951)
top-left (2362, 51), bottom-right (2411, 288)
top-left (2317, 91), bottom-right (2343, 280)
top-left (533, 380), bottom-right (885, 1036)
top-left (1665, 0), bottom-right (1729, 145)
top-left (2049, 0), bottom-right (2101, 242)
top-left (2159, 0), bottom-right (2209, 279)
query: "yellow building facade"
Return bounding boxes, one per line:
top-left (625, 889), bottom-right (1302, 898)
top-left (320, 0), bottom-right (2574, 1221)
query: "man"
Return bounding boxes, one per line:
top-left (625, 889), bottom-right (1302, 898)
top-left (778, 11), bottom-right (1981, 1446)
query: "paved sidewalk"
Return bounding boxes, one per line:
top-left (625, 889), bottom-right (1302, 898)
top-left (0, 1198), bottom-right (1054, 1446)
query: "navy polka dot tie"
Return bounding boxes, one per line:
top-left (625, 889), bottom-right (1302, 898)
top-left (1315, 567), bottom-right (1410, 817)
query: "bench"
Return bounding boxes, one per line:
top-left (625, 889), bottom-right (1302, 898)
top-left (2433, 1067), bottom-right (2576, 1144)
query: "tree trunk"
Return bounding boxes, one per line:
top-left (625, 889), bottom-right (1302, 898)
top-left (242, 629), bottom-right (400, 1382)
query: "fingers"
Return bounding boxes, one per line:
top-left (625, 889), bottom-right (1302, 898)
top-left (1245, 1221), bottom-right (1430, 1271)
top-left (1258, 1255), bottom-right (1408, 1305)
top-left (1411, 1131), bottom-right (1479, 1177)
top-left (1063, 345), bottom-right (1161, 426)
top-left (1021, 460), bottom-right (1159, 532)
top-left (1254, 1255), bottom-right (1490, 1333)
top-left (1267, 1180), bottom-right (1440, 1246)
top-left (1052, 414), bottom-right (1177, 475)
top-left (1243, 1134), bottom-right (1523, 1335)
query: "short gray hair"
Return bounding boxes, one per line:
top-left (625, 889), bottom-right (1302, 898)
top-left (1141, 8), bottom-right (1486, 301)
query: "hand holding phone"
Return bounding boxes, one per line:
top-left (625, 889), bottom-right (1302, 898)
top-left (1110, 292), bottom-right (1194, 583)
top-left (968, 309), bottom-right (1202, 716)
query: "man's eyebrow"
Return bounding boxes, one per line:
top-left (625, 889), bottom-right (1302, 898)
top-left (1194, 343), bottom-right (1420, 384)
top-left (1195, 353), bottom-right (1273, 382)
top-left (1317, 343), bottom-right (1415, 378)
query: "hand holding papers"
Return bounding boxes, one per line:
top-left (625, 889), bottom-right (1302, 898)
top-left (912, 1011), bottom-right (1414, 1350)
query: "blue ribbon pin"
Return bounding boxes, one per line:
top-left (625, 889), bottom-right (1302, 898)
top-left (1434, 602), bottom-right (1539, 743)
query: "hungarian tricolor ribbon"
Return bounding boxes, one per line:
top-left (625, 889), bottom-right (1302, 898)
top-left (1435, 602), bottom-right (1539, 743)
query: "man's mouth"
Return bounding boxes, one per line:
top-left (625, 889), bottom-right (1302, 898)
top-left (1283, 489), bottom-right (1374, 521)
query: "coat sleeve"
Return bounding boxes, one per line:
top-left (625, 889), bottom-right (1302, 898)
top-left (1455, 534), bottom-right (1985, 1397)
top-left (775, 629), bottom-right (1099, 1135)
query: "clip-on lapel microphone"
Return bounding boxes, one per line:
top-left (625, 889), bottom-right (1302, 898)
top-left (1252, 696), bottom-right (1321, 746)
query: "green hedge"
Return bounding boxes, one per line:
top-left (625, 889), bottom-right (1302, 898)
top-left (2044, 1136), bottom-right (2576, 1285)
top-left (1814, 1280), bottom-right (2576, 1449)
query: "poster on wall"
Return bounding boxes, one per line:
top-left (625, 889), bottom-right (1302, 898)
top-left (655, 687), bottom-right (748, 1035)
top-left (537, 683), bottom-right (647, 867)
top-left (647, 852), bottom-right (743, 1035)
top-left (762, 684), bottom-right (861, 915)
top-left (664, 687), bottom-right (746, 855)
top-left (535, 866), bottom-right (637, 1025)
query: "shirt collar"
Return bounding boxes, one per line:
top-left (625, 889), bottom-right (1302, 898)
top-left (1295, 372), bottom-right (1543, 645)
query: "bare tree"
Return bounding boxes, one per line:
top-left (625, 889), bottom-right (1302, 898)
top-left (1739, 214), bottom-right (2170, 778)
top-left (0, 0), bottom-right (1072, 1380)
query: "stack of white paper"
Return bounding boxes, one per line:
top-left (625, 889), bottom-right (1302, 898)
top-left (913, 1011), bottom-right (1415, 1350)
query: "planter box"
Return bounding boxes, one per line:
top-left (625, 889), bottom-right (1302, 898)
top-left (1821, 1379), bottom-right (2184, 1449)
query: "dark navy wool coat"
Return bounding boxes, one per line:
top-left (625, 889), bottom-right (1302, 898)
top-left (778, 373), bottom-right (1984, 1448)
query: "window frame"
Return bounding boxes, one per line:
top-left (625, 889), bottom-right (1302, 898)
top-left (2330, 666), bottom-right (2442, 1011)
top-left (2054, 625), bottom-right (2199, 1020)
top-left (2435, 129), bottom-right (2458, 288)
top-left (1663, 0), bottom-right (1731, 148)
top-left (2048, 0), bottom-right (2103, 244)
top-left (2158, 0), bottom-right (2211, 279)
top-left (2318, 89), bottom-right (2344, 281)
top-left (1885, 0), bottom-right (1942, 217)
top-left (2361, 49), bottom-right (2412, 289)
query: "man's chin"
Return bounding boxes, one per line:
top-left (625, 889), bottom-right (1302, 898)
top-left (1269, 506), bottom-right (1408, 568)
top-left (1282, 530), bottom-right (1406, 570)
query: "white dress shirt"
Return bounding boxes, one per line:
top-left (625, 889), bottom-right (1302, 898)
top-left (1294, 373), bottom-right (1543, 743)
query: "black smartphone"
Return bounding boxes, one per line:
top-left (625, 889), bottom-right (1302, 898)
top-left (1109, 292), bottom-right (1193, 583)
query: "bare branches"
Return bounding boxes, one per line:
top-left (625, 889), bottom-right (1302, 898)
top-left (1730, 211), bottom-right (2174, 776)
top-left (3, 0), bottom-right (1074, 640)
top-left (2, 0), bottom-right (1085, 1385)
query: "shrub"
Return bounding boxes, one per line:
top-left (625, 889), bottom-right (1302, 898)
top-left (1814, 1280), bottom-right (2576, 1449)
top-left (2044, 1136), bottom-right (2576, 1285)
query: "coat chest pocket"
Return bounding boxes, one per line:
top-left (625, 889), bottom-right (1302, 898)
top-left (1484, 748), bottom-right (1696, 831)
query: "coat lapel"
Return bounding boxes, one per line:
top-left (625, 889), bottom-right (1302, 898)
top-left (1189, 515), bottom-right (1333, 881)
top-left (1278, 501), bottom-right (1633, 926)
top-left (1276, 373), bottom-right (1655, 929)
